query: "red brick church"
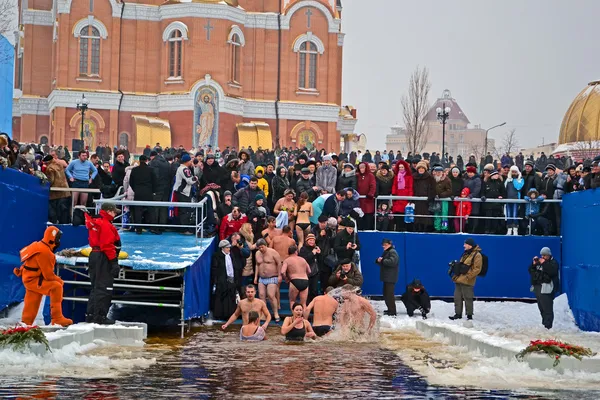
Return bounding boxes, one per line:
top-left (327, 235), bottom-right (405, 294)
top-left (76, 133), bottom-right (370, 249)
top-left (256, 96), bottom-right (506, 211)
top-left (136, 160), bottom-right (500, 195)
top-left (13, 0), bottom-right (356, 153)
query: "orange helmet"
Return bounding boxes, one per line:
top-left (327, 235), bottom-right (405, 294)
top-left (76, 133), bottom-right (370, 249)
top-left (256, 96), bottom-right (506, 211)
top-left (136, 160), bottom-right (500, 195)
top-left (42, 226), bottom-right (62, 251)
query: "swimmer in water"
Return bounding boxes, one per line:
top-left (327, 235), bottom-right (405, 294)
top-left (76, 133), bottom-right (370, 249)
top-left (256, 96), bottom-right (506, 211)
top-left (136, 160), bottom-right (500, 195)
top-left (222, 284), bottom-right (271, 331)
top-left (240, 310), bottom-right (267, 341)
top-left (304, 286), bottom-right (338, 337)
top-left (281, 303), bottom-right (317, 341)
top-left (337, 284), bottom-right (377, 335)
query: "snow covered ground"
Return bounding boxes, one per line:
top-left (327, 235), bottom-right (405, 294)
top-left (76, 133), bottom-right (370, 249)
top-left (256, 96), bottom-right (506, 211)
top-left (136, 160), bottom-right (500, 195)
top-left (374, 295), bottom-right (600, 392)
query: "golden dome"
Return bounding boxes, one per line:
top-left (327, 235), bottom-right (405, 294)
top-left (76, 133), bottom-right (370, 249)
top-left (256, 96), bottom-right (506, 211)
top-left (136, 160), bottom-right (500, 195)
top-left (559, 81), bottom-right (600, 144)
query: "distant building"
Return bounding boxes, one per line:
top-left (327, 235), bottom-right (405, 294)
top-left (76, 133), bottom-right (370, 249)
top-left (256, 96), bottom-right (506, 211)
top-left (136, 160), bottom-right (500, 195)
top-left (386, 90), bottom-right (486, 158)
top-left (520, 143), bottom-right (558, 159)
top-left (0, 35), bottom-right (13, 136)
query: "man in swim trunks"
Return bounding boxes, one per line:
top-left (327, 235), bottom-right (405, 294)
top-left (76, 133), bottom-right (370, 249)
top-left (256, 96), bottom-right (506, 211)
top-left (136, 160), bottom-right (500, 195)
top-left (222, 284), bottom-right (271, 331)
top-left (338, 284), bottom-right (377, 335)
top-left (254, 239), bottom-right (282, 321)
top-left (281, 245), bottom-right (311, 311)
top-left (304, 286), bottom-right (338, 337)
top-left (261, 216), bottom-right (281, 246)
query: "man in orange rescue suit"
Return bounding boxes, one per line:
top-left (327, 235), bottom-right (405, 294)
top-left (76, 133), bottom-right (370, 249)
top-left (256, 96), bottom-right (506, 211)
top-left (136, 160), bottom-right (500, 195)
top-left (14, 226), bottom-right (73, 326)
top-left (85, 202), bottom-right (121, 324)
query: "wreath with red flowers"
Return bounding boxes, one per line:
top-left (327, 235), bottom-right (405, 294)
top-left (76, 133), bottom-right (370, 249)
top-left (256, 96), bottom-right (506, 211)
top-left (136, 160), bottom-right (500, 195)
top-left (516, 339), bottom-right (596, 367)
top-left (0, 326), bottom-right (50, 352)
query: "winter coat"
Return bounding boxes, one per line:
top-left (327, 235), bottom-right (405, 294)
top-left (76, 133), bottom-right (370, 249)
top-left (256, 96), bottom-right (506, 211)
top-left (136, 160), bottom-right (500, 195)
top-left (453, 246), bottom-right (483, 287)
top-left (112, 160), bottom-right (129, 188)
top-left (463, 174), bottom-right (482, 215)
top-left (129, 162), bottom-right (157, 201)
top-left (391, 160), bottom-right (413, 213)
top-left (329, 263), bottom-right (364, 288)
top-left (202, 161), bottom-right (227, 189)
top-left (332, 229), bottom-right (360, 261)
top-left (322, 194), bottom-right (341, 219)
top-left (123, 166), bottom-right (135, 200)
top-left (412, 171), bottom-right (436, 226)
top-left (505, 176), bottom-right (524, 199)
top-left (521, 170), bottom-right (542, 197)
top-left (539, 175), bottom-right (556, 199)
top-left (149, 155), bottom-right (172, 194)
top-left (296, 176), bottom-right (317, 201)
top-left (375, 169), bottom-right (394, 197)
top-left (337, 169), bottom-right (357, 191)
top-left (454, 188), bottom-right (472, 217)
top-left (232, 186), bottom-right (265, 214)
top-left (482, 175), bottom-right (506, 211)
top-left (238, 159), bottom-right (255, 177)
top-left (435, 176), bottom-right (452, 198)
top-left (316, 165), bottom-right (337, 193)
top-left (271, 168), bottom-right (290, 203)
top-left (340, 189), bottom-right (360, 217)
top-left (529, 257), bottom-right (560, 294)
top-left (450, 175), bottom-right (464, 198)
top-left (45, 160), bottom-right (70, 200)
top-left (456, 156), bottom-right (464, 171)
top-left (356, 163), bottom-right (376, 214)
top-left (219, 212), bottom-right (248, 240)
top-left (375, 246), bottom-right (399, 284)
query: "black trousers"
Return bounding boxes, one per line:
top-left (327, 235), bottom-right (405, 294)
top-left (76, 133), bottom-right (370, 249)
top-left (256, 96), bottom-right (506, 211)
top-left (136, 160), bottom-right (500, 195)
top-left (383, 282), bottom-right (396, 314)
top-left (319, 268), bottom-right (332, 294)
top-left (87, 251), bottom-right (114, 319)
top-left (133, 205), bottom-right (153, 232)
top-left (308, 275), bottom-right (319, 304)
top-left (534, 285), bottom-right (554, 329)
top-left (48, 197), bottom-right (71, 224)
top-left (154, 191), bottom-right (170, 229)
top-left (178, 193), bottom-right (194, 232)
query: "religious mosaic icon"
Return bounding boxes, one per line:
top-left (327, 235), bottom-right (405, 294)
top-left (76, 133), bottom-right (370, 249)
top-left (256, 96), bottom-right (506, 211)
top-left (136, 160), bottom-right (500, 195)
top-left (193, 87), bottom-right (219, 149)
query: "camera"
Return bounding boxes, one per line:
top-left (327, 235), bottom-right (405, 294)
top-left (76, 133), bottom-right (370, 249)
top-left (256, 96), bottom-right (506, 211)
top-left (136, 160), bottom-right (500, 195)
top-left (448, 260), bottom-right (469, 277)
top-left (339, 270), bottom-right (348, 279)
top-left (237, 239), bottom-right (243, 246)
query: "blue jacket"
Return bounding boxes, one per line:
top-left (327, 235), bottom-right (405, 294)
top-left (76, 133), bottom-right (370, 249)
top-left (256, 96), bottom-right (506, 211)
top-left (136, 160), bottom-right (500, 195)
top-left (525, 197), bottom-right (543, 216)
top-left (65, 159), bottom-right (98, 181)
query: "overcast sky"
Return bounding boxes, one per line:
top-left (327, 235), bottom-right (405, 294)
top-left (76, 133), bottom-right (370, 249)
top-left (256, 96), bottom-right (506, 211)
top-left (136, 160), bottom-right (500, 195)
top-left (341, 0), bottom-right (600, 151)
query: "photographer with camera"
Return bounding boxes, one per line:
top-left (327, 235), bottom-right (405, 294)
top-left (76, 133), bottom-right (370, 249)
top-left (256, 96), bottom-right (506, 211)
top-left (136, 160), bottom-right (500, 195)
top-left (529, 247), bottom-right (560, 329)
top-left (329, 259), bottom-right (363, 289)
top-left (375, 238), bottom-right (399, 316)
top-left (401, 279), bottom-right (431, 319)
top-left (448, 238), bottom-right (482, 321)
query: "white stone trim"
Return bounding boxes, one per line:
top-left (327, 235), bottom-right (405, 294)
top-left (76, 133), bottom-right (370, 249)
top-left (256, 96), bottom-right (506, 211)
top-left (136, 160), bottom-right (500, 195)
top-left (13, 97), bottom-right (50, 116)
top-left (48, 90), bottom-right (120, 111)
top-left (13, 99), bottom-right (21, 117)
top-left (227, 25), bottom-right (245, 46)
top-left (337, 32), bottom-right (345, 47)
top-left (292, 32), bottom-right (325, 54)
top-left (337, 117), bottom-right (357, 135)
top-left (73, 17), bottom-right (108, 39)
top-left (282, 0), bottom-right (340, 34)
top-left (162, 21), bottom-right (189, 42)
top-left (22, 10), bottom-right (54, 26)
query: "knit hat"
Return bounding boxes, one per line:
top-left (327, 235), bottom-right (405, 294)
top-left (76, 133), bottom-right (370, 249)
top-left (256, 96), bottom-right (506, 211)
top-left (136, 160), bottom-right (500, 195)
top-left (433, 166), bottom-right (444, 172)
top-left (466, 166), bottom-right (477, 174)
top-left (343, 163), bottom-right (354, 170)
top-left (323, 155), bottom-right (332, 162)
top-left (42, 154), bottom-right (53, 163)
top-left (382, 238), bottom-right (392, 245)
top-left (540, 247), bottom-right (552, 256)
top-left (206, 154), bottom-right (215, 160)
top-left (484, 163), bottom-right (494, 172)
top-left (380, 163), bottom-right (390, 171)
top-left (464, 238), bottom-right (477, 247)
top-left (451, 167), bottom-right (460, 175)
top-left (306, 234), bottom-right (316, 242)
top-left (219, 240), bottom-right (231, 249)
top-left (224, 190), bottom-right (232, 197)
top-left (255, 194), bottom-right (265, 201)
top-left (416, 161), bottom-right (428, 171)
top-left (525, 160), bottom-right (535, 167)
top-left (181, 153), bottom-right (191, 163)
top-left (546, 164), bottom-right (556, 171)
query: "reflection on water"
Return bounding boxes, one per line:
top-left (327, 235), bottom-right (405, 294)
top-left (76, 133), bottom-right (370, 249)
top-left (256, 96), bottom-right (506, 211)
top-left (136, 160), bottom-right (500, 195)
top-left (0, 327), bottom-right (588, 399)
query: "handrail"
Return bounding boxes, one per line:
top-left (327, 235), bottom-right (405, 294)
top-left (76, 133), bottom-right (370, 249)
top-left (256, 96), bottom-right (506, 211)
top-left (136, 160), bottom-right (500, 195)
top-left (50, 187), bottom-right (101, 193)
top-left (375, 195), bottom-right (562, 204)
top-left (94, 197), bottom-right (209, 208)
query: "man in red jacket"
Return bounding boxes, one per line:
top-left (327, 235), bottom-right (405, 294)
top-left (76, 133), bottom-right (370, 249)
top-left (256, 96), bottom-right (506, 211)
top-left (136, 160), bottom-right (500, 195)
top-left (85, 202), bottom-right (121, 324)
top-left (219, 206), bottom-right (248, 240)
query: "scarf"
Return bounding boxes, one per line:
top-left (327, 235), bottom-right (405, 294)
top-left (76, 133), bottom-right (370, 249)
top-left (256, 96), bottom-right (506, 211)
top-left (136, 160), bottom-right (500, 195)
top-left (224, 251), bottom-right (234, 279)
top-left (397, 170), bottom-right (406, 190)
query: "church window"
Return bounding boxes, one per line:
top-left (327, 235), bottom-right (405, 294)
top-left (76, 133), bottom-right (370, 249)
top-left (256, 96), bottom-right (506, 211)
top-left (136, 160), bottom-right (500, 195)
top-left (299, 42), bottom-right (318, 89)
top-left (230, 33), bottom-right (241, 83)
top-left (168, 30), bottom-right (183, 78)
top-left (79, 26), bottom-right (101, 76)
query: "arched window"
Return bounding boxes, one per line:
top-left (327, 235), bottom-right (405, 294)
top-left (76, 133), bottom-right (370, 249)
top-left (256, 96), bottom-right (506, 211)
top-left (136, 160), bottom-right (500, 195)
top-left (119, 132), bottom-right (129, 148)
top-left (230, 33), bottom-right (241, 83)
top-left (299, 42), bottom-right (318, 89)
top-left (168, 30), bottom-right (183, 78)
top-left (79, 26), bottom-right (101, 76)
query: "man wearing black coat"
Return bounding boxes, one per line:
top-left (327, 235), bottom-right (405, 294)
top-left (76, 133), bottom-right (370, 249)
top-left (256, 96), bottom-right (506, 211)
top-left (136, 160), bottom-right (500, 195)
top-left (311, 215), bottom-right (336, 292)
top-left (129, 155), bottom-right (157, 234)
top-left (332, 219), bottom-right (360, 261)
top-left (375, 238), bottom-right (399, 316)
top-left (321, 191), bottom-right (345, 220)
top-left (201, 154), bottom-right (226, 189)
top-left (149, 150), bottom-right (172, 231)
top-left (529, 247), bottom-right (560, 329)
top-left (111, 150), bottom-right (129, 188)
top-left (481, 165), bottom-right (506, 234)
top-left (401, 279), bottom-right (431, 319)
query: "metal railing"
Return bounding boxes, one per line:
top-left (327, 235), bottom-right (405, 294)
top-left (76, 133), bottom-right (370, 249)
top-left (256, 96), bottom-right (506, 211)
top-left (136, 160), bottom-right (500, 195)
top-left (356, 195), bottom-right (562, 235)
top-left (50, 186), bottom-right (124, 221)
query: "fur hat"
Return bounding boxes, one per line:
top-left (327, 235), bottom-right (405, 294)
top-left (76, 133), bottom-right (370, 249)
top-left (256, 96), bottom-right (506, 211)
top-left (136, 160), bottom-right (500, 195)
top-left (416, 161), bottom-right (428, 171)
top-left (484, 163), bottom-right (495, 172)
top-left (306, 233), bottom-right (316, 242)
top-left (466, 166), bottom-right (477, 174)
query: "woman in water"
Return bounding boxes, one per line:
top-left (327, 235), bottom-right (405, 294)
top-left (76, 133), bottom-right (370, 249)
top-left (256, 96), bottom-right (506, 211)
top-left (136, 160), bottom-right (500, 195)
top-left (281, 303), bottom-right (317, 342)
top-left (240, 311), bottom-right (267, 341)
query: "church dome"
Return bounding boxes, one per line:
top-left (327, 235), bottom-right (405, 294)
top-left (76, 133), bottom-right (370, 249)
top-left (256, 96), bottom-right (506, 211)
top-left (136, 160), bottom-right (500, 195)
top-left (559, 81), bottom-right (600, 144)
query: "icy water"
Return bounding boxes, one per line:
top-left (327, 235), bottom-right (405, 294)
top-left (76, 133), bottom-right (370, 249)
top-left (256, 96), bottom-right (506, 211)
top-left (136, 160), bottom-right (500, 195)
top-left (0, 327), bottom-right (597, 399)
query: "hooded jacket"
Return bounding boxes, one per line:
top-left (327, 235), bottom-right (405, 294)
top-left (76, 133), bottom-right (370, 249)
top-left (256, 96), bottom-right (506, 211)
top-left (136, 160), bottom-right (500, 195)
top-left (337, 165), bottom-right (357, 191)
top-left (271, 166), bottom-right (290, 203)
top-left (238, 151), bottom-right (255, 176)
top-left (149, 154), bottom-right (172, 194)
top-left (356, 162), bottom-right (377, 214)
top-left (375, 168), bottom-right (395, 197)
top-left (391, 160), bottom-right (414, 213)
top-left (254, 166), bottom-right (269, 197)
top-left (219, 211), bottom-right (248, 240)
top-left (14, 226), bottom-right (63, 284)
top-left (85, 210), bottom-right (121, 261)
top-left (454, 187), bottom-right (472, 217)
top-left (340, 189), bottom-right (361, 217)
top-left (505, 166), bottom-right (524, 199)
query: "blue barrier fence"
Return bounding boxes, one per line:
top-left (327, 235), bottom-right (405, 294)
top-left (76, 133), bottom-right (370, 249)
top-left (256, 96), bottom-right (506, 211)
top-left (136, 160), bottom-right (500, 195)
top-left (561, 189), bottom-right (600, 332)
top-left (357, 232), bottom-right (561, 299)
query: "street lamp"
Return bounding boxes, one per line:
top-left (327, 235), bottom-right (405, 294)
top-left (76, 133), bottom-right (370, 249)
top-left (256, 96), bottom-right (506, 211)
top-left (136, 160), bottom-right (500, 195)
top-left (76, 94), bottom-right (90, 146)
top-left (484, 122), bottom-right (506, 158)
top-left (436, 103), bottom-right (451, 162)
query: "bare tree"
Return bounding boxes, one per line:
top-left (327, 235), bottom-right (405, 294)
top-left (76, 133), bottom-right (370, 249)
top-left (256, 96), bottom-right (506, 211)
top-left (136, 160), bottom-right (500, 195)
top-left (573, 140), bottom-right (600, 160)
top-left (500, 128), bottom-right (520, 156)
top-left (401, 66), bottom-right (431, 155)
top-left (0, 0), bottom-right (17, 65)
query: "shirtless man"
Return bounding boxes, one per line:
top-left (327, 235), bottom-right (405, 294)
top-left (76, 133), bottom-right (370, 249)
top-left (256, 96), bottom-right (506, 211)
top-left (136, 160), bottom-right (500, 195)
top-left (254, 238), bottom-right (282, 322)
top-left (221, 284), bottom-right (271, 331)
top-left (281, 245), bottom-right (311, 311)
top-left (338, 284), bottom-right (377, 334)
top-left (304, 286), bottom-right (339, 337)
top-left (270, 226), bottom-right (296, 261)
top-left (262, 216), bottom-right (282, 246)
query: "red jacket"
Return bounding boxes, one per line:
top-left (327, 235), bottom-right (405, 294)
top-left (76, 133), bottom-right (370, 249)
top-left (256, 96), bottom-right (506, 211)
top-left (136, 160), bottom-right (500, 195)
top-left (391, 160), bottom-right (414, 213)
top-left (219, 212), bottom-right (248, 240)
top-left (85, 210), bottom-right (121, 260)
top-left (454, 187), bottom-right (472, 217)
top-left (356, 162), bottom-right (377, 214)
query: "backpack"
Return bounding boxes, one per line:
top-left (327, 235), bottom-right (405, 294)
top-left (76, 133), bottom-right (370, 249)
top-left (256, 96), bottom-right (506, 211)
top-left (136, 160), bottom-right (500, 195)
top-left (473, 252), bottom-right (489, 277)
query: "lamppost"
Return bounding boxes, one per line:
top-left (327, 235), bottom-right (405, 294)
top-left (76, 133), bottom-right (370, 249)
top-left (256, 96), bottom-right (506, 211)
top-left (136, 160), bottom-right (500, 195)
top-left (436, 103), bottom-right (451, 161)
top-left (484, 122), bottom-right (506, 157)
top-left (76, 94), bottom-right (89, 145)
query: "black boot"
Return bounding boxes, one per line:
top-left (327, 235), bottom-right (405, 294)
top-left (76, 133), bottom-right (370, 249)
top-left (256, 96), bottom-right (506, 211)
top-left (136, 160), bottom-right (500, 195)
top-left (421, 311), bottom-right (428, 320)
top-left (467, 315), bottom-right (473, 320)
top-left (85, 314), bottom-right (95, 323)
top-left (448, 314), bottom-right (462, 320)
top-left (95, 316), bottom-right (116, 325)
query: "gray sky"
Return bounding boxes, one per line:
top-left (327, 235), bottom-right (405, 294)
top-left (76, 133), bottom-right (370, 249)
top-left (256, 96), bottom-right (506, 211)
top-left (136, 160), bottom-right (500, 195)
top-left (341, 0), bottom-right (600, 151)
